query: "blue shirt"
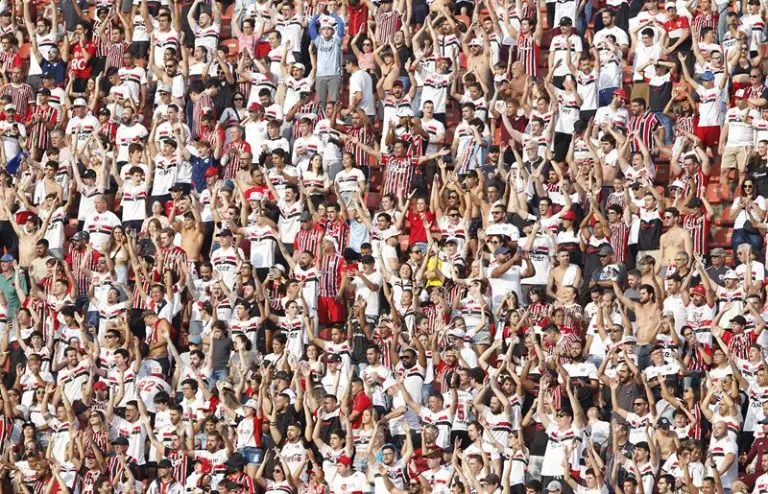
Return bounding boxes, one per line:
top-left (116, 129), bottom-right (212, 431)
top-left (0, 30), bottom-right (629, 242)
top-left (190, 156), bottom-right (218, 193)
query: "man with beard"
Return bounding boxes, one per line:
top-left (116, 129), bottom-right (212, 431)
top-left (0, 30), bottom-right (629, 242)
top-left (115, 106), bottom-right (148, 166)
top-left (681, 281), bottom-right (717, 348)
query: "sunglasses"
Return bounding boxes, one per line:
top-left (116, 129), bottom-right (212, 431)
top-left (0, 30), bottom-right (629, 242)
top-left (449, 213), bottom-right (460, 217)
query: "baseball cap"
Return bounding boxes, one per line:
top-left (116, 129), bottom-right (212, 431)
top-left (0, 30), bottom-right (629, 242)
top-left (338, 456), bottom-right (352, 466)
top-left (93, 381), bottom-right (108, 391)
top-left (710, 247), bottom-right (726, 257)
top-left (244, 399), bottom-right (259, 409)
top-left (558, 16), bottom-right (573, 25)
top-left (219, 228), bottom-right (233, 237)
top-left (689, 284), bottom-right (706, 296)
top-left (0, 254), bottom-right (13, 262)
top-left (598, 245), bottom-right (614, 256)
top-left (248, 102), bottom-right (263, 111)
top-left (73, 98), bottom-right (87, 107)
top-left (732, 315), bottom-right (747, 325)
top-left (397, 107), bottom-right (415, 118)
top-left (4, 104), bottom-right (15, 112)
top-left (188, 335), bottom-right (202, 345)
top-left (665, 1), bottom-right (676, 8)
top-left (326, 353), bottom-right (342, 363)
top-left (112, 437), bottom-right (129, 446)
top-left (724, 269), bottom-right (739, 279)
top-left (613, 88), bottom-right (628, 100)
top-left (447, 328), bottom-right (466, 339)
top-left (204, 167), bottom-right (219, 178)
top-left (562, 210), bottom-right (577, 220)
top-left (158, 459), bottom-right (173, 469)
top-left (38, 88), bottom-right (51, 96)
top-left (735, 88), bottom-right (748, 99)
top-left (468, 37), bottom-right (483, 46)
top-left (700, 71), bottom-right (715, 81)
top-left (547, 481), bottom-right (563, 492)
top-left (72, 231), bottom-right (90, 241)
top-left (494, 246), bottom-right (511, 256)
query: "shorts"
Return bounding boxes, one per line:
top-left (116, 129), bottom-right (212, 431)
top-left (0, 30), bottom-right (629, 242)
top-left (721, 146), bottom-right (749, 170)
top-left (468, 216), bottom-right (482, 239)
top-left (695, 125), bottom-right (720, 148)
top-left (470, 328), bottom-right (491, 345)
top-left (318, 296), bottom-right (345, 324)
top-left (131, 41), bottom-right (150, 60)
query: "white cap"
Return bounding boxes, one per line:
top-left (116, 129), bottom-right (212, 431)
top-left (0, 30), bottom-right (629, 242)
top-left (468, 37), bottom-right (484, 46)
top-left (670, 179), bottom-right (685, 189)
top-left (247, 190), bottom-right (263, 202)
top-left (396, 107), bottom-right (415, 118)
top-left (447, 328), bottom-right (466, 339)
top-left (383, 229), bottom-right (401, 241)
top-left (665, 1), bottom-right (676, 8)
top-left (293, 62), bottom-right (306, 72)
top-left (3, 103), bottom-right (15, 111)
top-left (244, 399), bottom-right (259, 409)
top-left (73, 97), bottom-right (87, 107)
top-left (724, 269), bottom-right (739, 280)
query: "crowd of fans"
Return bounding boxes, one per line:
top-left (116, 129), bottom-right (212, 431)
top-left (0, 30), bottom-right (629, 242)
top-left (1, 0), bottom-right (768, 491)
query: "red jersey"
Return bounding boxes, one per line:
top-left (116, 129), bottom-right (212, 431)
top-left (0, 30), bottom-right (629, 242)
top-left (70, 41), bottom-right (97, 79)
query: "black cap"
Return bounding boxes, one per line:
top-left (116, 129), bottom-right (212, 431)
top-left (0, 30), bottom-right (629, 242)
top-left (732, 315), bottom-right (747, 325)
top-left (98, 108), bottom-right (110, 116)
top-left (658, 417), bottom-right (672, 429)
top-left (38, 88), bottom-right (51, 96)
top-left (82, 169), bottom-right (97, 179)
top-left (326, 353), bottom-right (342, 363)
top-left (559, 16), bottom-right (573, 25)
top-left (112, 437), bottom-right (129, 446)
top-left (219, 228), bottom-right (233, 237)
top-left (158, 459), bottom-right (173, 468)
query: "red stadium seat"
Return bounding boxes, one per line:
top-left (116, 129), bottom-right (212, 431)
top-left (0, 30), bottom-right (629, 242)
top-left (716, 207), bottom-right (734, 226)
top-left (711, 228), bottom-right (732, 248)
top-left (704, 183), bottom-right (721, 205)
top-left (19, 43), bottom-right (31, 60)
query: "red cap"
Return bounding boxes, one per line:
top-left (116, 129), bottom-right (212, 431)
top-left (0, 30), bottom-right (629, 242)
top-left (204, 167), bottom-right (219, 178)
top-left (248, 102), bottom-right (263, 111)
top-left (338, 456), bottom-right (352, 466)
top-left (689, 284), bottom-right (706, 297)
top-left (562, 210), bottom-right (577, 220)
top-left (613, 88), bottom-right (628, 100)
top-left (93, 381), bottom-right (108, 391)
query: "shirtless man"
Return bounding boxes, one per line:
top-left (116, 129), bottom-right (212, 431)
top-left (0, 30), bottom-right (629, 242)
top-left (35, 162), bottom-right (65, 205)
top-left (463, 36), bottom-right (492, 92)
top-left (0, 177), bottom-right (19, 258)
top-left (141, 311), bottom-right (172, 376)
top-left (653, 419), bottom-right (680, 461)
top-left (658, 208), bottom-right (693, 274)
top-left (1, 201), bottom-right (52, 268)
top-left (611, 279), bottom-right (662, 368)
top-left (172, 195), bottom-right (204, 264)
top-left (548, 249), bottom-right (583, 300)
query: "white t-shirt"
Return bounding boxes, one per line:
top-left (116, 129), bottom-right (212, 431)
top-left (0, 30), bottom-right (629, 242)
top-left (349, 69), bottom-right (375, 116)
